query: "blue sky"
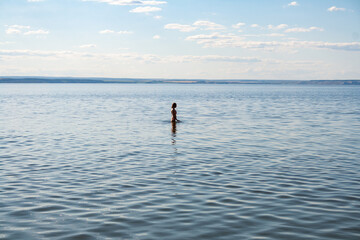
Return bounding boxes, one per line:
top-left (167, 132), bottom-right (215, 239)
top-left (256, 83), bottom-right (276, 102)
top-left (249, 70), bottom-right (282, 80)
top-left (0, 0), bottom-right (359, 79)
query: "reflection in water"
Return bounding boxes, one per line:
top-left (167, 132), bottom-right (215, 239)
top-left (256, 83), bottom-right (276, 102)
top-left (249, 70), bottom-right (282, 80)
top-left (171, 121), bottom-right (178, 176)
top-left (171, 121), bottom-right (177, 144)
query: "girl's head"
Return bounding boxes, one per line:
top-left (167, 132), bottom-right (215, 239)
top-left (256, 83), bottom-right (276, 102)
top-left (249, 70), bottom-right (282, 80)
top-left (172, 102), bottom-right (177, 108)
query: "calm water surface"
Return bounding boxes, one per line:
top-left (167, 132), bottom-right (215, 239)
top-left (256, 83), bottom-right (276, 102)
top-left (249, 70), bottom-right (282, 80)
top-left (1, 84), bottom-right (359, 240)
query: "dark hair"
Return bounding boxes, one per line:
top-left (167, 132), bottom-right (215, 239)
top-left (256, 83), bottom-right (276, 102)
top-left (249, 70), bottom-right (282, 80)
top-left (172, 102), bottom-right (177, 108)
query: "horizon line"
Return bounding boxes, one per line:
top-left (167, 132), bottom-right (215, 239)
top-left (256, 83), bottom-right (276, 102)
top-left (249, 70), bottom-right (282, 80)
top-left (1, 76), bottom-right (360, 82)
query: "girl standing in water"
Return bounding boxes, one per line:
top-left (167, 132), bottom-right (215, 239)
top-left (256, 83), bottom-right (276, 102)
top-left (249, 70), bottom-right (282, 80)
top-left (171, 103), bottom-right (178, 122)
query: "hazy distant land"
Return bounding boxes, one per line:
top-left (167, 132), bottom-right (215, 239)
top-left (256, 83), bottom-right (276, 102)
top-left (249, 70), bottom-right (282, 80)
top-left (0, 77), bottom-right (359, 85)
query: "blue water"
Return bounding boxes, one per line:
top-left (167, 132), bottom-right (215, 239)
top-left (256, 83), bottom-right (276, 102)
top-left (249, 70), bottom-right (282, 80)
top-left (1, 84), bottom-right (359, 240)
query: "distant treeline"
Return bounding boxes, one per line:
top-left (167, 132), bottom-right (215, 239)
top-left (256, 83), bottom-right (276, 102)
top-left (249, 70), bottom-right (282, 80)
top-left (0, 77), bottom-right (359, 85)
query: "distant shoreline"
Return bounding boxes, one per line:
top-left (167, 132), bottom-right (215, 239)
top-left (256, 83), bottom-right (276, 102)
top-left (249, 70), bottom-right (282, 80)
top-left (0, 77), bottom-right (359, 85)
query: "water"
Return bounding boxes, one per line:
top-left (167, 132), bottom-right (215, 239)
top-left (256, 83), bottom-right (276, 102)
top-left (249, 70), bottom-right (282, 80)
top-left (1, 84), bottom-right (359, 240)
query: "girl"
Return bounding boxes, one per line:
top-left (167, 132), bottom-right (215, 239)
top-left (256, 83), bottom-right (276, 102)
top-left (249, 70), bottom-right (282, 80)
top-left (171, 102), bottom-right (178, 122)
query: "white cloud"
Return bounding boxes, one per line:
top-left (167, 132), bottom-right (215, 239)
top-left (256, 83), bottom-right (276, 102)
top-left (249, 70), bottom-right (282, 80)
top-left (118, 30), bottom-right (133, 34)
top-left (0, 49), bottom-right (73, 57)
top-left (310, 42), bottom-right (360, 51)
top-left (5, 25), bottom-right (30, 34)
top-left (251, 24), bottom-right (260, 28)
top-left (99, 29), bottom-right (115, 34)
top-left (267, 33), bottom-right (285, 37)
top-left (243, 33), bottom-right (285, 37)
top-left (99, 29), bottom-right (132, 34)
top-left (0, 49), bottom-right (262, 64)
top-left (153, 35), bottom-right (160, 39)
top-left (192, 55), bottom-right (260, 63)
top-left (82, 0), bottom-right (166, 6)
top-left (6, 28), bottom-right (22, 35)
top-left (24, 29), bottom-right (49, 35)
top-left (79, 44), bottom-right (97, 48)
top-left (7, 25), bottom-right (31, 29)
top-left (164, 20), bottom-right (225, 32)
top-left (154, 15), bottom-right (162, 19)
top-left (186, 32), bottom-right (244, 48)
top-left (84, 0), bottom-right (167, 15)
top-left (6, 25), bottom-right (49, 35)
top-left (285, 26), bottom-right (324, 33)
top-left (186, 33), bottom-right (360, 52)
top-left (193, 20), bottom-right (225, 30)
top-left (327, 6), bottom-right (346, 12)
top-left (268, 24), bottom-right (288, 30)
top-left (232, 22), bottom-right (246, 29)
top-left (164, 23), bottom-right (197, 32)
top-left (1, 49), bottom-right (358, 79)
top-left (288, 1), bottom-right (299, 7)
top-left (129, 6), bottom-right (161, 13)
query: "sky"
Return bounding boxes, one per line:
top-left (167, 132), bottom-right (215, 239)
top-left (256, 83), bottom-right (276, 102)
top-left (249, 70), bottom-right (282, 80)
top-left (0, 0), bottom-right (359, 80)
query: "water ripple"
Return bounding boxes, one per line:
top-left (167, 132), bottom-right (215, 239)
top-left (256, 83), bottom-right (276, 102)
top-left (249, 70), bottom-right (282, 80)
top-left (1, 84), bottom-right (359, 239)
